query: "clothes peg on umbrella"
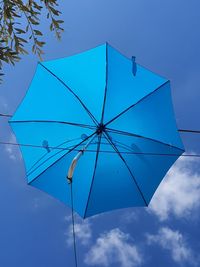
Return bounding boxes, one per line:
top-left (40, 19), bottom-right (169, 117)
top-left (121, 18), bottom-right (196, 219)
top-left (132, 56), bottom-right (137, 76)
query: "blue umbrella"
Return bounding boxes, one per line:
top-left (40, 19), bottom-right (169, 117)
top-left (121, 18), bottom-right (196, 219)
top-left (10, 43), bottom-right (184, 219)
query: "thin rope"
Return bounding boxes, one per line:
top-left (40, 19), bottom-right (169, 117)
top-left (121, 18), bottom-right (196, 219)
top-left (178, 129), bottom-right (200, 134)
top-left (1, 113), bottom-right (200, 134)
top-left (1, 140), bottom-right (200, 157)
top-left (70, 181), bottom-right (78, 267)
top-left (106, 127), bottom-right (182, 152)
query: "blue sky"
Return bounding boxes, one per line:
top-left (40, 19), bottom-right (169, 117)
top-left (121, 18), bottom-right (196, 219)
top-left (1, 0), bottom-right (200, 266)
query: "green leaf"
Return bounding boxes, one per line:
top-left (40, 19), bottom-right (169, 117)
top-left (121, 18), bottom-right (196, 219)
top-left (49, 6), bottom-right (60, 16)
top-left (35, 40), bottom-right (45, 47)
top-left (29, 17), bottom-right (39, 25)
top-left (32, 44), bottom-right (36, 53)
top-left (15, 28), bottom-right (26, 34)
top-left (0, 0), bottom-right (64, 82)
top-left (17, 37), bottom-right (27, 43)
top-left (57, 20), bottom-right (64, 24)
top-left (34, 30), bottom-right (43, 36)
top-left (18, 46), bottom-right (28, 55)
top-left (8, 23), bottom-right (13, 35)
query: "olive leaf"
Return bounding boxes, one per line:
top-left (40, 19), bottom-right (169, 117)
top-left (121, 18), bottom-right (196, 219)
top-left (0, 0), bottom-right (64, 82)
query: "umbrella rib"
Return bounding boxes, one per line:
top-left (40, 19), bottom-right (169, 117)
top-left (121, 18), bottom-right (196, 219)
top-left (104, 80), bottom-right (169, 127)
top-left (100, 43), bottom-right (108, 124)
top-left (83, 150), bottom-right (199, 157)
top-left (83, 134), bottom-right (102, 219)
top-left (103, 131), bottom-right (148, 206)
top-left (28, 145), bottom-right (72, 178)
top-left (27, 144), bottom-right (78, 177)
top-left (39, 62), bottom-right (99, 126)
top-left (106, 127), bottom-right (184, 152)
top-left (0, 113), bottom-right (12, 118)
top-left (27, 137), bottom-right (82, 175)
top-left (28, 132), bottom-right (97, 184)
top-left (9, 120), bottom-right (96, 130)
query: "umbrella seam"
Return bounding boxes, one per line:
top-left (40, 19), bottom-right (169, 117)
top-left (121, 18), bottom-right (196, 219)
top-left (100, 43), bottom-right (108, 124)
top-left (39, 62), bottom-right (99, 126)
top-left (83, 134), bottom-right (102, 218)
top-left (104, 80), bottom-right (169, 127)
top-left (103, 131), bottom-right (148, 206)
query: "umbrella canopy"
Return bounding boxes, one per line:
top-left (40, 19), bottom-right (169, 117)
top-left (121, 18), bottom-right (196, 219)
top-left (10, 43), bottom-right (184, 218)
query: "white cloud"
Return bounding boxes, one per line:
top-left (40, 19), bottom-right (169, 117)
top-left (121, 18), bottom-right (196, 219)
top-left (120, 210), bottom-right (139, 224)
top-left (31, 196), bottom-right (52, 210)
top-left (146, 227), bottom-right (195, 265)
top-left (5, 133), bottom-right (21, 161)
top-left (84, 228), bottom-right (142, 267)
top-left (0, 95), bottom-right (9, 112)
top-left (149, 156), bottom-right (200, 221)
top-left (65, 217), bottom-right (92, 246)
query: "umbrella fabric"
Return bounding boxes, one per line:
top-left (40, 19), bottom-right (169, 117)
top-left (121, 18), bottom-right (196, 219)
top-left (10, 43), bottom-right (184, 218)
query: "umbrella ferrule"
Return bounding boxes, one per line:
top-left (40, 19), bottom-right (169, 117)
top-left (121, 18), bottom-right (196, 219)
top-left (97, 123), bottom-right (105, 135)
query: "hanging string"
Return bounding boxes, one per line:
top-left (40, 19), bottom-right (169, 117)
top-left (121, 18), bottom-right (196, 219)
top-left (70, 181), bottom-right (78, 267)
